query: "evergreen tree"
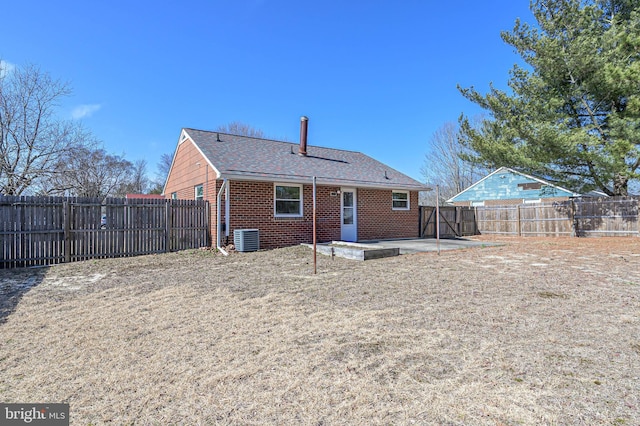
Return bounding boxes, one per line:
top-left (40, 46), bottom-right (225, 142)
top-left (459, 0), bottom-right (640, 195)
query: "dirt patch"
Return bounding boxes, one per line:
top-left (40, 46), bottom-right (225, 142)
top-left (0, 237), bottom-right (639, 425)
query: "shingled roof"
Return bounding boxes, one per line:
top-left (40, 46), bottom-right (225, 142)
top-left (182, 128), bottom-right (429, 191)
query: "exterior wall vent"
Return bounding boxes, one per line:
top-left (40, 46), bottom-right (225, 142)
top-left (234, 229), bottom-right (260, 252)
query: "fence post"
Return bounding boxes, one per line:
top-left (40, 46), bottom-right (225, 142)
top-left (516, 205), bottom-right (521, 236)
top-left (125, 201), bottom-right (131, 254)
top-left (570, 199), bottom-right (576, 237)
top-left (205, 200), bottom-right (211, 247)
top-left (165, 200), bottom-right (172, 253)
top-left (63, 201), bottom-right (71, 263)
top-left (636, 198), bottom-right (640, 237)
top-left (474, 206), bottom-right (478, 235)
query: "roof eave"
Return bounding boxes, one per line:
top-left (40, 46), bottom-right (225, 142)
top-left (218, 172), bottom-right (430, 191)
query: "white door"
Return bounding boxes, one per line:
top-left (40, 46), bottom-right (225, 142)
top-left (341, 188), bottom-right (357, 242)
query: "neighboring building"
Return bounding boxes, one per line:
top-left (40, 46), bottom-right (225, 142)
top-left (447, 167), bottom-right (606, 206)
top-left (125, 194), bottom-right (165, 200)
top-left (163, 117), bottom-right (429, 250)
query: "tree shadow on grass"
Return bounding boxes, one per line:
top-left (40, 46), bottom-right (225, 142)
top-left (0, 267), bottom-right (49, 324)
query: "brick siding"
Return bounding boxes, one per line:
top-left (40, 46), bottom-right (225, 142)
top-left (220, 183), bottom-right (419, 249)
top-left (357, 189), bottom-right (419, 240)
top-left (220, 181), bottom-right (341, 250)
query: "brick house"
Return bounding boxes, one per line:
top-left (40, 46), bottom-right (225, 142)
top-left (447, 167), bottom-right (606, 206)
top-left (163, 117), bottom-right (429, 250)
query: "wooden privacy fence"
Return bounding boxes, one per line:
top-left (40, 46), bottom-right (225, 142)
top-left (473, 196), bottom-right (639, 237)
top-left (1, 196), bottom-right (209, 268)
top-left (574, 197), bottom-right (639, 236)
top-left (420, 197), bottom-right (639, 238)
top-left (474, 202), bottom-right (574, 236)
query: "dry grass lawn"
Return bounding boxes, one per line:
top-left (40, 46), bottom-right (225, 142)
top-left (1, 237), bottom-right (639, 425)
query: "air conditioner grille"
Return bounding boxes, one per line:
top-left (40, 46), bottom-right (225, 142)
top-left (234, 229), bottom-right (259, 252)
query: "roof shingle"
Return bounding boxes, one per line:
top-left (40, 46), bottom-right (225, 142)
top-left (184, 128), bottom-right (428, 191)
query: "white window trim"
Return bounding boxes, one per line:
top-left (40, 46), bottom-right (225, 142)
top-left (195, 184), bottom-right (204, 200)
top-left (392, 190), bottom-right (410, 211)
top-left (274, 183), bottom-right (303, 217)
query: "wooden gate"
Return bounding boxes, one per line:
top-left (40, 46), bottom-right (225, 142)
top-left (419, 206), bottom-right (477, 238)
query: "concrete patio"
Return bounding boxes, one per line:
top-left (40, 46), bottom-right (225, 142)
top-left (304, 238), bottom-right (501, 261)
top-left (355, 237), bottom-right (501, 254)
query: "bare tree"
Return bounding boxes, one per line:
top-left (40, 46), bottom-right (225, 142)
top-left (157, 153), bottom-right (172, 180)
top-left (216, 121), bottom-right (265, 138)
top-left (146, 153), bottom-right (173, 194)
top-left (0, 63), bottom-right (91, 195)
top-left (421, 121), bottom-right (486, 205)
top-left (45, 147), bottom-right (133, 198)
top-left (117, 159), bottom-right (150, 195)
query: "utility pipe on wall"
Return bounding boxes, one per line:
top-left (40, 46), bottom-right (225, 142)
top-left (225, 182), bottom-right (229, 239)
top-left (217, 179), bottom-right (229, 256)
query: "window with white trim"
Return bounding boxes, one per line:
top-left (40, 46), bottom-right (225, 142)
top-left (195, 184), bottom-right (204, 200)
top-left (392, 191), bottom-right (410, 210)
top-left (171, 192), bottom-right (177, 200)
top-left (274, 184), bottom-right (303, 217)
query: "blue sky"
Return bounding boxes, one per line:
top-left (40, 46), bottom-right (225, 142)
top-left (1, 1), bottom-right (534, 183)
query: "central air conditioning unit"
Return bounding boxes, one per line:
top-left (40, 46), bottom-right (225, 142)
top-left (234, 229), bottom-right (260, 252)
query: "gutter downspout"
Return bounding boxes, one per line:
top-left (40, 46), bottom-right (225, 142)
top-left (225, 182), bottom-right (230, 241)
top-left (217, 179), bottom-right (229, 255)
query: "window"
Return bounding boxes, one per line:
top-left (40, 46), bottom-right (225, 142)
top-left (342, 191), bottom-right (354, 224)
top-left (392, 191), bottom-right (409, 210)
top-left (518, 182), bottom-right (543, 190)
top-left (195, 184), bottom-right (204, 200)
top-left (274, 184), bottom-right (303, 217)
top-left (171, 192), bottom-right (177, 200)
